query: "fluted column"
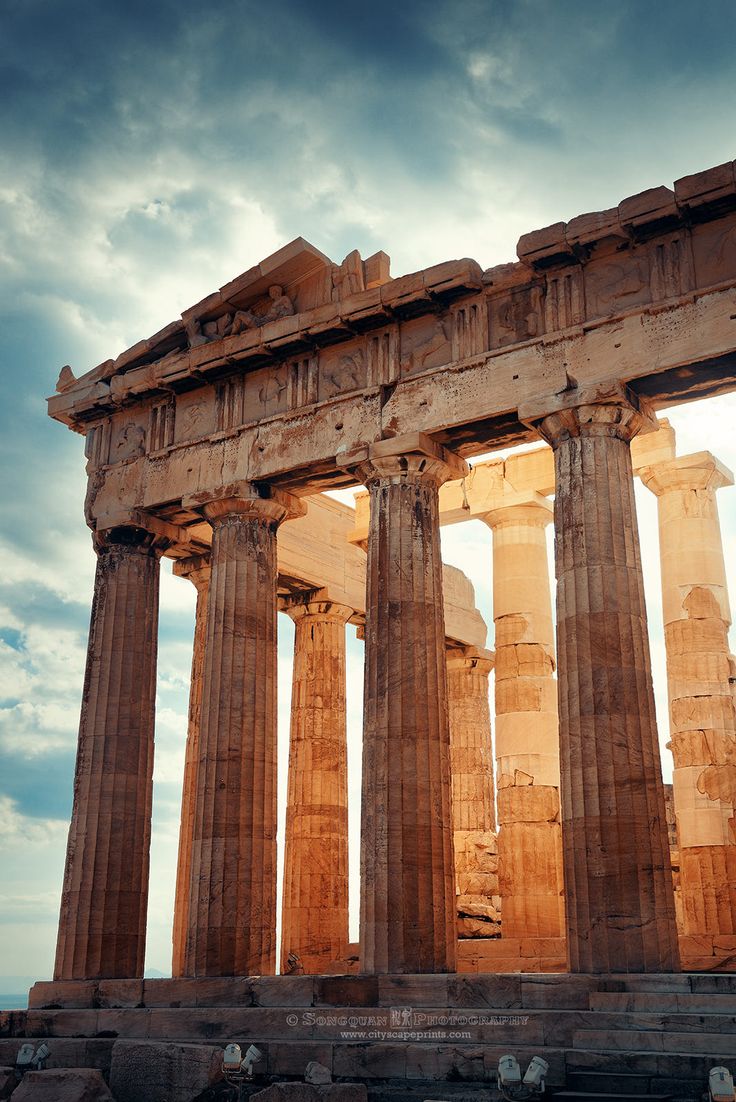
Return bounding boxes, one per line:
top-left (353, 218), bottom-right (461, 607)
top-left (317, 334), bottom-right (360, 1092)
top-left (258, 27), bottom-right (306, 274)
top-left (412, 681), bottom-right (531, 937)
top-left (640, 452), bottom-right (736, 936)
top-left (280, 595), bottom-right (353, 974)
top-left (521, 386), bottom-right (680, 973)
top-left (446, 646), bottom-right (500, 938)
top-left (484, 495), bottom-right (565, 939)
top-left (184, 486), bottom-right (303, 977)
top-left (171, 556), bottom-right (211, 978)
top-left (54, 525), bottom-right (164, 980)
top-left (345, 433), bottom-right (468, 973)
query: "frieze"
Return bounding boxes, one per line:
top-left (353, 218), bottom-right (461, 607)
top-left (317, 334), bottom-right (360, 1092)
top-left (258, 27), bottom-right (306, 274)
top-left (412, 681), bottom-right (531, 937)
top-left (583, 249), bottom-right (651, 320)
top-left (451, 297), bottom-right (488, 361)
top-left (489, 285), bottom-right (544, 348)
top-left (400, 314), bottom-right (452, 377)
top-left (544, 269), bottom-right (585, 333)
top-left (690, 217), bottom-right (736, 290)
top-left (174, 392), bottom-right (213, 446)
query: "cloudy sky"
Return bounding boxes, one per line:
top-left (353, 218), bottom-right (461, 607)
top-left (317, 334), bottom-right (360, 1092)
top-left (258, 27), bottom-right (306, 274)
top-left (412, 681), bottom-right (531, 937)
top-left (2, 0), bottom-right (736, 987)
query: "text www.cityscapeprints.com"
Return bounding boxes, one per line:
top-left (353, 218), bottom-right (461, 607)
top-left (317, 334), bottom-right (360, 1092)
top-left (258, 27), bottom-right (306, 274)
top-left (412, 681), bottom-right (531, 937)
top-left (339, 1030), bottom-right (473, 1041)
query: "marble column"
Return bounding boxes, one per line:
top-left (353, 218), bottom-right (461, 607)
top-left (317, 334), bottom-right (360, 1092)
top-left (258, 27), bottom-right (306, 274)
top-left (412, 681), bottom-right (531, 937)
top-left (171, 555), bottom-right (211, 978)
top-left (183, 486), bottom-right (303, 977)
top-left (484, 494), bottom-right (565, 939)
top-left (446, 645), bottom-right (500, 938)
top-left (54, 525), bottom-right (163, 980)
top-left (346, 434), bottom-right (468, 973)
top-left (640, 452), bottom-right (736, 936)
top-left (521, 387), bottom-right (680, 973)
top-left (280, 595), bottom-right (353, 973)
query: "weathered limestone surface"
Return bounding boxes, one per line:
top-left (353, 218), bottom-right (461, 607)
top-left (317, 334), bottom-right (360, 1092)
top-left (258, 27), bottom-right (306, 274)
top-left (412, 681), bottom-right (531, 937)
top-left (446, 646), bottom-right (500, 938)
top-left (522, 386), bottom-right (680, 974)
top-left (640, 452), bottom-right (736, 937)
top-left (484, 494), bottom-right (564, 940)
top-left (346, 434), bottom-right (466, 973)
top-left (110, 1039), bottom-right (223, 1102)
top-left (55, 527), bottom-right (163, 981)
top-left (12, 1069), bottom-right (115, 1102)
top-left (171, 556), bottom-right (210, 978)
top-left (184, 487), bottom-right (303, 977)
top-left (280, 596), bottom-right (352, 974)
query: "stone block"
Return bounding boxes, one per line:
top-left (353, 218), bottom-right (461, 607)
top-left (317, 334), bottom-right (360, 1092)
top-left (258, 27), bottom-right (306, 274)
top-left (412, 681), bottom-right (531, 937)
top-left (332, 1043), bottom-right (407, 1078)
top-left (376, 974), bottom-right (450, 1007)
top-left (266, 1043), bottom-right (333, 1077)
top-left (95, 980), bottom-right (143, 1010)
top-left (251, 978), bottom-right (315, 1007)
top-left (252, 1084), bottom-right (366, 1102)
top-left (521, 976), bottom-right (594, 1010)
top-left (0, 1068), bottom-right (15, 1100)
top-left (109, 1039), bottom-right (224, 1102)
top-left (95, 1009), bottom-right (151, 1039)
top-left (314, 977), bottom-right (377, 1007)
top-left (447, 975), bottom-right (522, 1008)
top-left (12, 1069), bottom-right (114, 1101)
top-left (24, 1011), bottom-right (99, 1039)
top-left (28, 983), bottom-right (95, 1010)
top-left (304, 1060), bottom-right (331, 1084)
top-left (318, 1087), bottom-right (366, 1102)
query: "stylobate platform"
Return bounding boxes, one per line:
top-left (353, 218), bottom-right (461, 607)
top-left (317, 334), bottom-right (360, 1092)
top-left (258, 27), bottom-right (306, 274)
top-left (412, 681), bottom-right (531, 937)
top-left (1, 973), bottom-right (735, 1100)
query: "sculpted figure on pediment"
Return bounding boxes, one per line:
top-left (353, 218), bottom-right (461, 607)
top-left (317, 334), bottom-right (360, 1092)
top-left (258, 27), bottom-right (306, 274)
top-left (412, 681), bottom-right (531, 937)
top-left (331, 249), bottom-right (365, 301)
top-left (230, 284), bottom-right (295, 335)
top-left (202, 313), bottom-right (234, 340)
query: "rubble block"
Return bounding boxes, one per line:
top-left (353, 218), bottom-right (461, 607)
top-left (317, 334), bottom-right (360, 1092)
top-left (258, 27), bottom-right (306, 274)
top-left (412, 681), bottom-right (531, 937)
top-left (11, 1069), bottom-right (114, 1102)
top-left (109, 1040), bottom-right (223, 1102)
top-left (0, 1068), bottom-right (15, 1101)
top-left (253, 1084), bottom-right (367, 1102)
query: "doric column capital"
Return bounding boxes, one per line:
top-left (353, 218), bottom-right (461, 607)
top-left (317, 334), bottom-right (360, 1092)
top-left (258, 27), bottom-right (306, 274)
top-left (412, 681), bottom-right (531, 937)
top-left (639, 451), bottom-right (734, 496)
top-left (520, 382), bottom-right (657, 449)
top-left (173, 553), bottom-right (211, 592)
top-left (93, 522), bottom-right (169, 558)
top-left (481, 491), bottom-right (553, 531)
top-left (183, 481), bottom-right (306, 529)
top-left (446, 644), bottom-right (495, 677)
top-left (281, 590), bottom-right (354, 626)
top-left (341, 431), bottom-right (468, 489)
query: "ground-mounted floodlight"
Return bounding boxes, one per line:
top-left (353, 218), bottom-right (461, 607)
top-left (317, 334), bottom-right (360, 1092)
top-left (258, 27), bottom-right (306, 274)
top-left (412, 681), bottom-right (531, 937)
top-left (222, 1041), bottom-right (265, 1089)
top-left (710, 1067), bottom-right (736, 1102)
top-left (497, 1054), bottom-right (549, 1100)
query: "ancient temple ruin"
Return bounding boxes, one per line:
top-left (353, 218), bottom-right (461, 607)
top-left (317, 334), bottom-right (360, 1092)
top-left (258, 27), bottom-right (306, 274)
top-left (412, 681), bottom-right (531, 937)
top-left (18, 159), bottom-right (736, 1094)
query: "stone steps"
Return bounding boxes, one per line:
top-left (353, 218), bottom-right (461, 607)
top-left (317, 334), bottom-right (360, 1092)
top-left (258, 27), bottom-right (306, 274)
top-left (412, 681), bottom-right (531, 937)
top-left (590, 991), bottom-right (736, 1014)
top-left (16, 1006), bottom-right (736, 1046)
top-left (572, 1028), bottom-right (736, 1056)
top-left (10, 974), bottom-right (736, 1101)
top-left (550, 1093), bottom-right (673, 1101)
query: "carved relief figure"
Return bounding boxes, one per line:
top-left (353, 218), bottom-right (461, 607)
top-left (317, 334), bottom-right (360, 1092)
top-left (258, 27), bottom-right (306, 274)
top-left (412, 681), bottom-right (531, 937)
top-left (331, 250), bottom-right (365, 301)
top-left (114, 421), bottom-right (146, 460)
top-left (492, 288), bottom-right (542, 348)
top-left (401, 316), bottom-right (451, 376)
top-left (230, 285), bottom-right (295, 335)
top-left (319, 348), bottom-right (367, 400)
top-left (585, 255), bottom-right (649, 318)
